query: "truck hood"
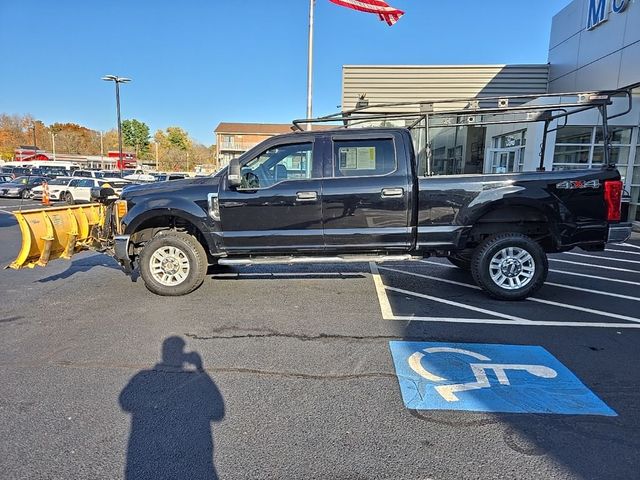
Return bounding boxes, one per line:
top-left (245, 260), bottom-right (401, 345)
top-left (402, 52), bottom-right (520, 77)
top-left (121, 176), bottom-right (220, 198)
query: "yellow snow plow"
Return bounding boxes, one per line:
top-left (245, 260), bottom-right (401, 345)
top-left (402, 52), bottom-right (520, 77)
top-left (8, 204), bottom-right (107, 269)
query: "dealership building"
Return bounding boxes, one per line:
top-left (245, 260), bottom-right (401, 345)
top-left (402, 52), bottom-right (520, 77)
top-left (341, 0), bottom-right (640, 225)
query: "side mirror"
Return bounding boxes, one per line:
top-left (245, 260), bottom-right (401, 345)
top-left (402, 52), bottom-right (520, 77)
top-left (90, 186), bottom-right (116, 202)
top-left (227, 158), bottom-right (241, 188)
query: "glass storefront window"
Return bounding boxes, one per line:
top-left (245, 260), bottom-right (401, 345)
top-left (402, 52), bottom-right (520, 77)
top-left (553, 146), bottom-right (590, 163)
top-left (595, 127), bottom-right (633, 144)
top-left (553, 126), bottom-right (633, 176)
top-left (592, 146), bottom-right (630, 165)
top-left (555, 126), bottom-right (593, 144)
top-left (429, 126), bottom-right (485, 175)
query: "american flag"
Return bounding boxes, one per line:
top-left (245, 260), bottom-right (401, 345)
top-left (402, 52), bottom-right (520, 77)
top-left (329, 0), bottom-right (405, 26)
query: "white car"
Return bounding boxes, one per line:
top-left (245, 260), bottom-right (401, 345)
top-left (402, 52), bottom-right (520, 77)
top-left (30, 177), bottom-right (72, 200)
top-left (58, 178), bottom-right (130, 204)
top-left (123, 172), bottom-right (156, 183)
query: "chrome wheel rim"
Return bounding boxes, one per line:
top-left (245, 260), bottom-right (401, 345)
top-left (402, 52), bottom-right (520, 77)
top-left (149, 246), bottom-right (190, 286)
top-left (489, 247), bottom-right (535, 290)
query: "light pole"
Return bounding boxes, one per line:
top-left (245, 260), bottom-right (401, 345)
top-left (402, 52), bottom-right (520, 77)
top-left (99, 131), bottom-right (105, 169)
top-left (51, 132), bottom-right (57, 160)
top-left (101, 75), bottom-right (131, 169)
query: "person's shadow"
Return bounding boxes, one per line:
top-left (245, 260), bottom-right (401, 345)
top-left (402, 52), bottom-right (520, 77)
top-left (119, 337), bottom-right (225, 480)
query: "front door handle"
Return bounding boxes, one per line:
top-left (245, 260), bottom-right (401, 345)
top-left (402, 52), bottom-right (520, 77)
top-left (381, 188), bottom-right (404, 198)
top-left (296, 191), bottom-right (318, 202)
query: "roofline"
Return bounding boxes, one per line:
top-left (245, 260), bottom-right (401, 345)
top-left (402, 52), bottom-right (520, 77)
top-left (214, 130), bottom-right (293, 135)
top-left (342, 64), bottom-right (549, 68)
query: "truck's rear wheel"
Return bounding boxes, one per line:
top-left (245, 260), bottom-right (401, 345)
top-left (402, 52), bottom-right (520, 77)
top-left (139, 231), bottom-right (208, 296)
top-left (471, 233), bottom-right (547, 301)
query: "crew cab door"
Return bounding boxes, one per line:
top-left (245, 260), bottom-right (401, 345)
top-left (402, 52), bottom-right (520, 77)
top-left (218, 136), bottom-right (324, 254)
top-left (321, 132), bottom-right (413, 252)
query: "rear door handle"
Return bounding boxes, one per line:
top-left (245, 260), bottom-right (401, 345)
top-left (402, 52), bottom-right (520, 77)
top-left (296, 191), bottom-right (318, 202)
top-left (381, 188), bottom-right (404, 198)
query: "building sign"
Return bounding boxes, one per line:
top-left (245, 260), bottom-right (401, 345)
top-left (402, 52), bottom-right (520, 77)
top-left (587, 0), bottom-right (629, 30)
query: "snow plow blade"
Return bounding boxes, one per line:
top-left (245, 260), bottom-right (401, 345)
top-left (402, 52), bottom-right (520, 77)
top-left (7, 204), bottom-right (106, 269)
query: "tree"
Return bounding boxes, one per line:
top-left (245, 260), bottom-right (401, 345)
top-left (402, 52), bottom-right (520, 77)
top-left (122, 119), bottom-right (151, 158)
top-left (165, 126), bottom-right (191, 151)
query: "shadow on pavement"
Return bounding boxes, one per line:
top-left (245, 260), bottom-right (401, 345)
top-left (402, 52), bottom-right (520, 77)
top-left (35, 255), bottom-right (121, 283)
top-left (119, 336), bottom-right (225, 480)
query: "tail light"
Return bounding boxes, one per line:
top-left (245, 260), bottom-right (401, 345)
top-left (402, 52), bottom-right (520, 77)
top-left (604, 180), bottom-right (622, 222)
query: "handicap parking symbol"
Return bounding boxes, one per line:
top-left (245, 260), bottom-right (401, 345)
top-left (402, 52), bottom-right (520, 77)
top-left (389, 342), bottom-right (616, 416)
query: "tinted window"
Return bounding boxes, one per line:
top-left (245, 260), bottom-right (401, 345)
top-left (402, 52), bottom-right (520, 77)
top-left (69, 179), bottom-right (81, 187)
top-left (333, 138), bottom-right (396, 177)
top-left (74, 171), bottom-right (91, 178)
top-left (78, 179), bottom-right (95, 188)
top-left (239, 142), bottom-right (314, 189)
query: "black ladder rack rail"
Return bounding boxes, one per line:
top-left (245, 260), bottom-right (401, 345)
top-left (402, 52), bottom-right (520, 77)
top-left (292, 82), bottom-right (639, 171)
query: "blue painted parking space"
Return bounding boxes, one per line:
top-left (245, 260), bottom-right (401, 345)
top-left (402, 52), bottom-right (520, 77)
top-left (389, 341), bottom-right (616, 416)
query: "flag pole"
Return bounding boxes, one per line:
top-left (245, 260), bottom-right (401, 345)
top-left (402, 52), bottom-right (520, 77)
top-left (306, 0), bottom-right (315, 130)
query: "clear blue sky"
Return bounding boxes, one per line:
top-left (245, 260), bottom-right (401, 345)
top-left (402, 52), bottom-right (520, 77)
top-left (0, 0), bottom-right (571, 145)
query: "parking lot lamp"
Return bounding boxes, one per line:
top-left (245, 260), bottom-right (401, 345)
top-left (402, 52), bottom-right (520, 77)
top-left (101, 75), bottom-right (131, 169)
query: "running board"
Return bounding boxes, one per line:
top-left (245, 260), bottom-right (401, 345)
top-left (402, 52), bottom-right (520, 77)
top-left (218, 254), bottom-right (420, 266)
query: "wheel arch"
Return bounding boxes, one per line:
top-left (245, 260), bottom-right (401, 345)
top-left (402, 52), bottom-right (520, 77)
top-left (125, 209), bottom-right (214, 259)
top-left (464, 201), bottom-right (562, 252)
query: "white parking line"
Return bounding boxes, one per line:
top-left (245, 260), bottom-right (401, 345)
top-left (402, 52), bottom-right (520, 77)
top-left (0, 203), bottom-right (41, 209)
top-left (377, 273), bottom-right (640, 328)
top-left (420, 257), bottom-right (640, 286)
top-left (565, 251), bottom-right (640, 265)
top-left (384, 285), bottom-right (531, 322)
top-left (369, 263), bottom-right (394, 319)
top-left (379, 266), bottom-right (640, 323)
top-left (419, 259), bottom-right (455, 268)
top-left (385, 265), bottom-right (640, 302)
top-left (550, 258), bottom-right (640, 273)
top-left (389, 315), bottom-right (640, 329)
top-left (549, 269), bottom-right (640, 286)
top-left (606, 248), bottom-right (640, 256)
top-left (622, 243), bottom-right (640, 251)
top-left (544, 282), bottom-right (640, 302)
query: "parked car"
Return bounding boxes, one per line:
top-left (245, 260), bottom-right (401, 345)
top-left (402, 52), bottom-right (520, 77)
top-left (154, 173), bottom-right (188, 182)
top-left (0, 174), bottom-right (13, 183)
top-left (30, 177), bottom-right (73, 200)
top-left (59, 178), bottom-right (130, 204)
top-left (0, 176), bottom-right (49, 198)
top-left (71, 170), bottom-right (107, 179)
top-left (0, 166), bottom-right (31, 177)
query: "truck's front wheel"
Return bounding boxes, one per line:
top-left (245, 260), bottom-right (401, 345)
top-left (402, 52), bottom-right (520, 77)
top-left (471, 233), bottom-right (547, 301)
top-left (139, 231), bottom-right (208, 296)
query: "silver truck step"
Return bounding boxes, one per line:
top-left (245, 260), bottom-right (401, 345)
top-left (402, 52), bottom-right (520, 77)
top-left (218, 254), bottom-right (420, 266)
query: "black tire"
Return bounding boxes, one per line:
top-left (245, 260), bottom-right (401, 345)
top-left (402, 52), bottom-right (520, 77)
top-left (64, 192), bottom-right (75, 205)
top-left (139, 230), bottom-right (208, 296)
top-left (446, 250), bottom-right (473, 271)
top-left (471, 233), bottom-right (548, 301)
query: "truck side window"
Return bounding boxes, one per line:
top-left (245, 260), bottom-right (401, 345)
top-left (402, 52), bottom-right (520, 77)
top-left (333, 139), bottom-right (396, 177)
top-left (239, 142), bottom-right (314, 190)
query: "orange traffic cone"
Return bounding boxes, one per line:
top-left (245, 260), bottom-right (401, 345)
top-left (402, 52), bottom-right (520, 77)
top-left (42, 181), bottom-right (51, 206)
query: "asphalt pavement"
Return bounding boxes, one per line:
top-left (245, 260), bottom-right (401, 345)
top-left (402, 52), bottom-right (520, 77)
top-left (1, 197), bottom-right (640, 480)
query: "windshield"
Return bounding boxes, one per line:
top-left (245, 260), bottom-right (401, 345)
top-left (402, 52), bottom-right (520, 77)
top-left (12, 176), bottom-right (30, 184)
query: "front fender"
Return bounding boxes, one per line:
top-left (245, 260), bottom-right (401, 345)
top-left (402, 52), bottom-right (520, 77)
top-left (121, 196), bottom-right (218, 253)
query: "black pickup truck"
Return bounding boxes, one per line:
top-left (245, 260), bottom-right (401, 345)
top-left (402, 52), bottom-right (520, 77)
top-left (104, 127), bottom-right (631, 299)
